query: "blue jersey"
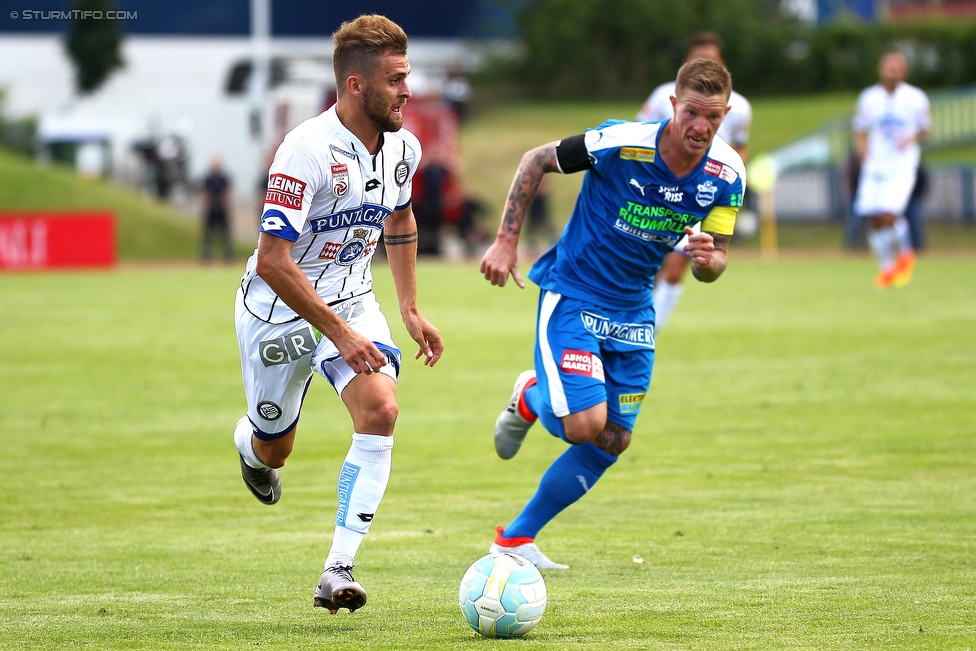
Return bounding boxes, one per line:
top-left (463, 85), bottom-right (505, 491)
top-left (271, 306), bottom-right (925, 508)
top-left (528, 119), bottom-right (746, 311)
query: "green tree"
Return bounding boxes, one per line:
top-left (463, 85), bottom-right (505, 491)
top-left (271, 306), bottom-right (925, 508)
top-left (64, 0), bottom-right (125, 94)
top-left (490, 0), bottom-right (976, 98)
top-left (500, 0), bottom-right (784, 99)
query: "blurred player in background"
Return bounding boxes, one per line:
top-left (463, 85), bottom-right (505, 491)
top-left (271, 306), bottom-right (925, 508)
top-left (636, 31), bottom-right (751, 329)
top-left (233, 14), bottom-right (443, 613)
top-left (200, 153), bottom-right (233, 263)
top-left (852, 49), bottom-right (930, 289)
top-left (480, 58), bottom-right (745, 568)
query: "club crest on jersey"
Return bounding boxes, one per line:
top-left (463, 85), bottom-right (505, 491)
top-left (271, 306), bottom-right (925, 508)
top-left (560, 350), bottom-right (606, 382)
top-left (331, 164), bottom-right (349, 198)
top-left (257, 400), bottom-right (282, 421)
top-left (322, 228), bottom-right (375, 266)
top-left (335, 241), bottom-right (366, 265)
top-left (696, 180), bottom-right (719, 207)
top-left (266, 174), bottom-right (306, 210)
top-left (394, 160), bottom-right (410, 187)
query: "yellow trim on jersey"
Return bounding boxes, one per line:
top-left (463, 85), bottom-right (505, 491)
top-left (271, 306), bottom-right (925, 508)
top-left (700, 206), bottom-right (737, 236)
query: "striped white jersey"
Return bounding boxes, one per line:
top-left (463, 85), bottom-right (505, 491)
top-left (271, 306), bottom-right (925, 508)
top-left (240, 106), bottom-right (422, 324)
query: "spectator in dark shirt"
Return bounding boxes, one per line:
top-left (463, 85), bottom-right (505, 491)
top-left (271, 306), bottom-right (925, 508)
top-left (202, 154), bottom-right (233, 262)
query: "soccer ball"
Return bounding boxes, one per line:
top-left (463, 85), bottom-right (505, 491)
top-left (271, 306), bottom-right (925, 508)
top-left (458, 551), bottom-right (547, 638)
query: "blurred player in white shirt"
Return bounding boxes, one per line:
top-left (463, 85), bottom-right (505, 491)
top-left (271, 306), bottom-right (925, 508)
top-left (852, 50), bottom-right (931, 288)
top-left (637, 32), bottom-right (752, 329)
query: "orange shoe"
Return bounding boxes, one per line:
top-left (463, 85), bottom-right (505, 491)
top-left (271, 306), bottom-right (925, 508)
top-left (891, 251), bottom-right (916, 287)
top-left (876, 266), bottom-right (896, 289)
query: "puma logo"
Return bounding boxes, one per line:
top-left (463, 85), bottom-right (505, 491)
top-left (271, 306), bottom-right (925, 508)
top-left (629, 178), bottom-right (653, 196)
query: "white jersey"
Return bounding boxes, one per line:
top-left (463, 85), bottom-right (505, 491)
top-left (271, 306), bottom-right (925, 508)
top-left (240, 106), bottom-right (422, 324)
top-left (636, 81), bottom-right (752, 148)
top-left (852, 82), bottom-right (930, 179)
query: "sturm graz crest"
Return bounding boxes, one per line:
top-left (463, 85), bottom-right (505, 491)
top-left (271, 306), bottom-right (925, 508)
top-left (394, 160), bottom-right (410, 186)
top-left (257, 400), bottom-right (282, 421)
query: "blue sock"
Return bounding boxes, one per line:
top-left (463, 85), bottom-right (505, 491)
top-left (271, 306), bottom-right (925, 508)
top-left (504, 442), bottom-right (617, 540)
top-left (523, 383), bottom-right (566, 440)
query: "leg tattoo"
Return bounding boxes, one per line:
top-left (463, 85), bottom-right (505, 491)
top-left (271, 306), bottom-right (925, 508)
top-left (593, 422), bottom-right (632, 457)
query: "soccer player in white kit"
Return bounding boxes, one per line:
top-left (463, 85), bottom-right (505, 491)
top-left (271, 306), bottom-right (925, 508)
top-left (233, 15), bottom-right (443, 614)
top-left (636, 32), bottom-right (752, 329)
top-left (852, 50), bottom-right (930, 288)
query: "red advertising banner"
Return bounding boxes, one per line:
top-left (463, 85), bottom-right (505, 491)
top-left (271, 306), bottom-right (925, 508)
top-left (0, 212), bottom-right (116, 270)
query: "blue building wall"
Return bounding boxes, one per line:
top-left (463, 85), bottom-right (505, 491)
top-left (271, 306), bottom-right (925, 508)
top-left (0, 0), bottom-right (513, 37)
top-left (817, 0), bottom-right (877, 22)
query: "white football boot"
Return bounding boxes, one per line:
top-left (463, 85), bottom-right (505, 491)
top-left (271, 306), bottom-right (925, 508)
top-left (490, 526), bottom-right (568, 570)
top-left (489, 541), bottom-right (569, 570)
top-left (494, 370), bottom-right (537, 460)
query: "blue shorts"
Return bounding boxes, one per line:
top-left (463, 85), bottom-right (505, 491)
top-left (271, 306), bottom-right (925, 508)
top-left (533, 290), bottom-right (655, 431)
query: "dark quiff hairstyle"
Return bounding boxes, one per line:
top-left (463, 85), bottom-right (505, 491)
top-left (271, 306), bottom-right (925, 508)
top-left (332, 14), bottom-right (408, 96)
top-left (675, 58), bottom-right (732, 103)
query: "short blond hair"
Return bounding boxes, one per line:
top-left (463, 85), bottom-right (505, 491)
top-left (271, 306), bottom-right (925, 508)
top-left (675, 57), bottom-right (732, 103)
top-left (332, 14), bottom-right (408, 94)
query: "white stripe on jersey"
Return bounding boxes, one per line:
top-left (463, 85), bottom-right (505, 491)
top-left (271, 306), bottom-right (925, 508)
top-left (538, 291), bottom-right (570, 417)
top-left (584, 121), bottom-right (658, 153)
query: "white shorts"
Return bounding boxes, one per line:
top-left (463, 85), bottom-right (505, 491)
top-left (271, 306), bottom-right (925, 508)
top-left (234, 291), bottom-right (401, 439)
top-left (854, 168), bottom-right (915, 218)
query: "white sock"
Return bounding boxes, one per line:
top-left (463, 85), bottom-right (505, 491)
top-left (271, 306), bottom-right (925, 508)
top-left (892, 217), bottom-right (914, 255)
top-left (325, 433), bottom-right (394, 567)
top-left (652, 280), bottom-right (684, 330)
top-left (324, 530), bottom-right (359, 569)
top-left (234, 416), bottom-right (267, 469)
top-left (867, 227), bottom-right (897, 270)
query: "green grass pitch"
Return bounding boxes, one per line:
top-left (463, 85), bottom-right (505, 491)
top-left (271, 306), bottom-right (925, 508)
top-left (1, 255), bottom-right (975, 650)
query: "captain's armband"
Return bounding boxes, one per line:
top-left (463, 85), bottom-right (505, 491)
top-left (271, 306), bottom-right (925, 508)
top-left (555, 134), bottom-right (590, 174)
top-left (700, 206), bottom-right (737, 237)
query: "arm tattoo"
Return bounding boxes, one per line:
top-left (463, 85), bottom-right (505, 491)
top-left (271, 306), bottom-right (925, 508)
top-left (593, 421), bottom-right (632, 457)
top-left (500, 144), bottom-right (560, 236)
top-left (692, 232), bottom-right (730, 282)
top-left (710, 233), bottom-right (731, 252)
top-left (384, 231), bottom-right (418, 246)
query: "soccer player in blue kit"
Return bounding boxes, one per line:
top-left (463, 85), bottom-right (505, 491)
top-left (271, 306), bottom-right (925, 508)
top-left (479, 58), bottom-right (745, 569)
